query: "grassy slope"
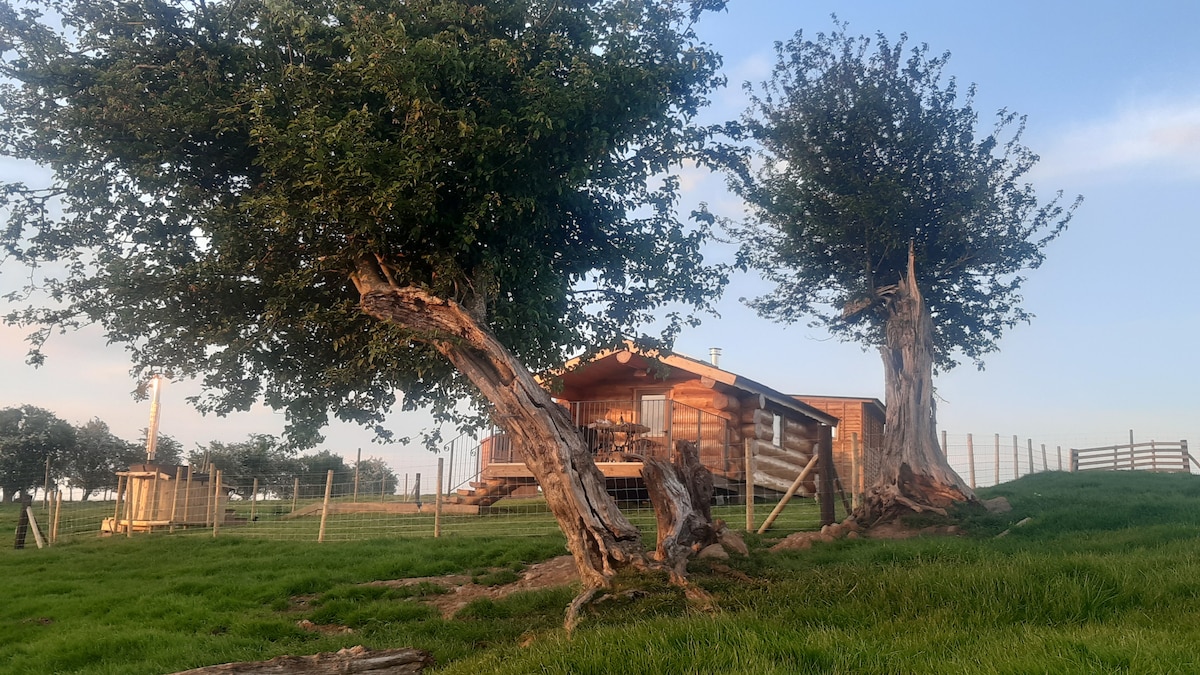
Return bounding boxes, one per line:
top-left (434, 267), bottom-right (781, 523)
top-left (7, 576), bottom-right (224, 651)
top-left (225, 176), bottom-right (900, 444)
top-left (4, 471), bottom-right (1200, 673)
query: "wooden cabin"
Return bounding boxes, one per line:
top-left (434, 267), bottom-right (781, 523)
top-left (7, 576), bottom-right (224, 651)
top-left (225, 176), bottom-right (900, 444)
top-left (792, 396), bottom-right (885, 495)
top-left (103, 464), bottom-right (228, 534)
top-left (456, 346), bottom-right (840, 506)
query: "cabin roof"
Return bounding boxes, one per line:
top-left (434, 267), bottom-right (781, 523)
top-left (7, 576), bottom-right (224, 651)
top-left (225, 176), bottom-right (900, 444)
top-left (556, 345), bottom-right (840, 426)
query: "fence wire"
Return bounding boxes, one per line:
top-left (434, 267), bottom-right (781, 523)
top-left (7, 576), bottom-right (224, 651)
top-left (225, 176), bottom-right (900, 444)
top-left (15, 429), bottom-right (1190, 548)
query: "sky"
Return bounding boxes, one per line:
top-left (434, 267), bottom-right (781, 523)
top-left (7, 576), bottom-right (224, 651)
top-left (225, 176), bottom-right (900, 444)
top-left (2, 0), bottom-right (1199, 470)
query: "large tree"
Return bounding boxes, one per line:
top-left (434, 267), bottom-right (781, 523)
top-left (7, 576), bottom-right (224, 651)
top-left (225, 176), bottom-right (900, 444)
top-left (0, 405), bottom-right (76, 501)
top-left (731, 25), bottom-right (1079, 524)
top-left (67, 418), bottom-right (137, 500)
top-left (188, 434), bottom-right (298, 497)
top-left (0, 0), bottom-right (728, 585)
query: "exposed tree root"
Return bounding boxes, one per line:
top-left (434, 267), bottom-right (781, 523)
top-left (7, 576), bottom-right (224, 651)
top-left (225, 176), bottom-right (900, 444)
top-left (564, 587), bottom-right (603, 635)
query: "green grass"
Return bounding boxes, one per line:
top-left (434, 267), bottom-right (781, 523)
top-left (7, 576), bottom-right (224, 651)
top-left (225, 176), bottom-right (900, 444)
top-left (4, 471), bottom-right (1200, 673)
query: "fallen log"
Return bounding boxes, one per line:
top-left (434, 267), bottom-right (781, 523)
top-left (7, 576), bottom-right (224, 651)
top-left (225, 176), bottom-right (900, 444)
top-left (169, 645), bottom-right (433, 674)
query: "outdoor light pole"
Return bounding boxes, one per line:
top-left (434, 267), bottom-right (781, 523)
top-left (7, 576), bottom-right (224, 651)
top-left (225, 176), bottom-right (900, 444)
top-left (145, 374), bottom-right (163, 462)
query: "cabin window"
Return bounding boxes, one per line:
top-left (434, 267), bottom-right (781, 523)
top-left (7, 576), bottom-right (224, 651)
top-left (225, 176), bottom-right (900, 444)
top-left (772, 414), bottom-right (783, 447)
top-left (639, 393), bottom-right (667, 435)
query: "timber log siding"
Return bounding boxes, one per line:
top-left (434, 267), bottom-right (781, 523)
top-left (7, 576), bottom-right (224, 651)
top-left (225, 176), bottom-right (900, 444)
top-left (793, 396), bottom-right (885, 493)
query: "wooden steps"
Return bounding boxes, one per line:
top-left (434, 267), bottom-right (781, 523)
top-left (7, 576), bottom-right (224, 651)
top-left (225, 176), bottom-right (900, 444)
top-left (449, 477), bottom-right (537, 507)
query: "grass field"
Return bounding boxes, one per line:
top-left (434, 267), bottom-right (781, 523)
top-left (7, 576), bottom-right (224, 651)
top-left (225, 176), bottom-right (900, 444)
top-left (4, 471), bottom-right (1200, 673)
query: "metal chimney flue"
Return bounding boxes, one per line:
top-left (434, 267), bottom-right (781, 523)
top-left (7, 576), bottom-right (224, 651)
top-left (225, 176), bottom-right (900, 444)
top-left (709, 347), bottom-right (722, 367)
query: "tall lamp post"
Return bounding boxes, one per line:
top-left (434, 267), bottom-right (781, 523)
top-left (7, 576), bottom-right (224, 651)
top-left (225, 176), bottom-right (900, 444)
top-left (145, 374), bottom-right (163, 462)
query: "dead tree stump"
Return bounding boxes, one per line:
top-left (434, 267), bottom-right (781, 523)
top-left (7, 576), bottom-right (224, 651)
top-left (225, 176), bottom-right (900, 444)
top-left (640, 440), bottom-right (717, 581)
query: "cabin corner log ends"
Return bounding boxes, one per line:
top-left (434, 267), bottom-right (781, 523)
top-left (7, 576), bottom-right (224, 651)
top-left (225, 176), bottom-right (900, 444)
top-left (857, 249), bottom-right (973, 525)
top-left (358, 282), bottom-right (715, 590)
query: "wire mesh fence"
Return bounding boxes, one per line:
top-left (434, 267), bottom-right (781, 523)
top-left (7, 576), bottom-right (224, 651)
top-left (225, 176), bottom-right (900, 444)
top-left (940, 429), bottom-right (1196, 489)
top-left (14, 428), bottom-right (1190, 549)
top-left (21, 462), bottom-right (839, 546)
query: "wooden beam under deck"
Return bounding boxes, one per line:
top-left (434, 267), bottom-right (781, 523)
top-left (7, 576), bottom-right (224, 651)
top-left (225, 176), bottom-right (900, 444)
top-left (482, 461), bottom-right (648, 480)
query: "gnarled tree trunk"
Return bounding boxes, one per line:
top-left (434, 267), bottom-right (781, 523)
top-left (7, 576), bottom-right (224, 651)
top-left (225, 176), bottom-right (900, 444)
top-left (858, 248), bottom-right (973, 525)
top-left (352, 264), bottom-right (649, 589)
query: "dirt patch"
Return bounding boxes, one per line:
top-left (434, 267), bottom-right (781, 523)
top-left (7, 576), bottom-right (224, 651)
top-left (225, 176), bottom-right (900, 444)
top-left (370, 555), bottom-right (581, 618)
top-left (771, 517), bottom-right (965, 550)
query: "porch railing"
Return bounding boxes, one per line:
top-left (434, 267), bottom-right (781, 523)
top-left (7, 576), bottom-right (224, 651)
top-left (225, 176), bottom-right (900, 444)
top-left (485, 399), bottom-right (732, 476)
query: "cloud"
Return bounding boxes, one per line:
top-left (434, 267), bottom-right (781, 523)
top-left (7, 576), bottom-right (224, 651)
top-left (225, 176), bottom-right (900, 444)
top-left (1033, 98), bottom-right (1200, 182)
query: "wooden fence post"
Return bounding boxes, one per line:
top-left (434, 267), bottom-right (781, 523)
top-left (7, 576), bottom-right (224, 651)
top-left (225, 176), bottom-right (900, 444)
top-left (212, 470), bottom-right (223, 538)
top-left (413, 473), bottom-right (422, 511)
top-left (52, 490), bottom-right (63, 544)
top-left (434, 458), bottom-right (443, 538)
top-left (1012, 435), bottom-right (1019, 479)
top-left (184, 466), bottom-right (194, 528)
top-left (318, 469), bottom-right (334, 543)
top-left (817, 425), bottom-right (835, 527)
top-left (112, 475), bottom-right (125, 534)
top-left (1041, 444), bottom-right (1048, 473)
top-left (994, 434), bottom-right (1000, 486)
top-left (353, 448), bottom-right (361, 503)
top-left (125, 475), bottom-right (135, 538)
top-left (14, 495), bottom-right (31, 549)
top-left (291, 477), bottom-right (300, 513)
top-left (850, 433), bottom-right (860, 510)
top-left (43, 456), bottom-right (51, 509)
top-left (26, 504), bottom-right (46, 548)
top-left (250, 477), bottom-right (259, 523)
top-left (744, 438), bottom-right (755, 532)
top-left (169, 466), bottom-right (183, 533)
top-left (966, 434), bottom-right (976, 489)
top-left (1057, 446), bottom-right (1063, 472)
top-left (1027, 439), bottom-right (1034, 475)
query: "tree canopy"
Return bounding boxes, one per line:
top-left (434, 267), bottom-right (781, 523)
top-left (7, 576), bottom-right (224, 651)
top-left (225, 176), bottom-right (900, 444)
top-left (730, 24), bottom-right (1080, 521)
top-left (66, 418), bottom-right (138, 500)
top-left (733, 24), bottom-right (1080, 371)
top-left (0, 0), bottom-right (729, 445)
top-left (0, 405), bottom-right (75, 501)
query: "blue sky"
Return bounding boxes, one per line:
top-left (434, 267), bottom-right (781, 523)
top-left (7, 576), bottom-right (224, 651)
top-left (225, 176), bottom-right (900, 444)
top-left (2, 0), bottom-right (1199, 467)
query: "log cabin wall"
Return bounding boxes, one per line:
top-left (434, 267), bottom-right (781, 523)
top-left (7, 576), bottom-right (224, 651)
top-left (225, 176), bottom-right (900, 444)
top-left (734, 398), bottom-right (820, 495)
top-left (793, 397), bottom-right (885, 491)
